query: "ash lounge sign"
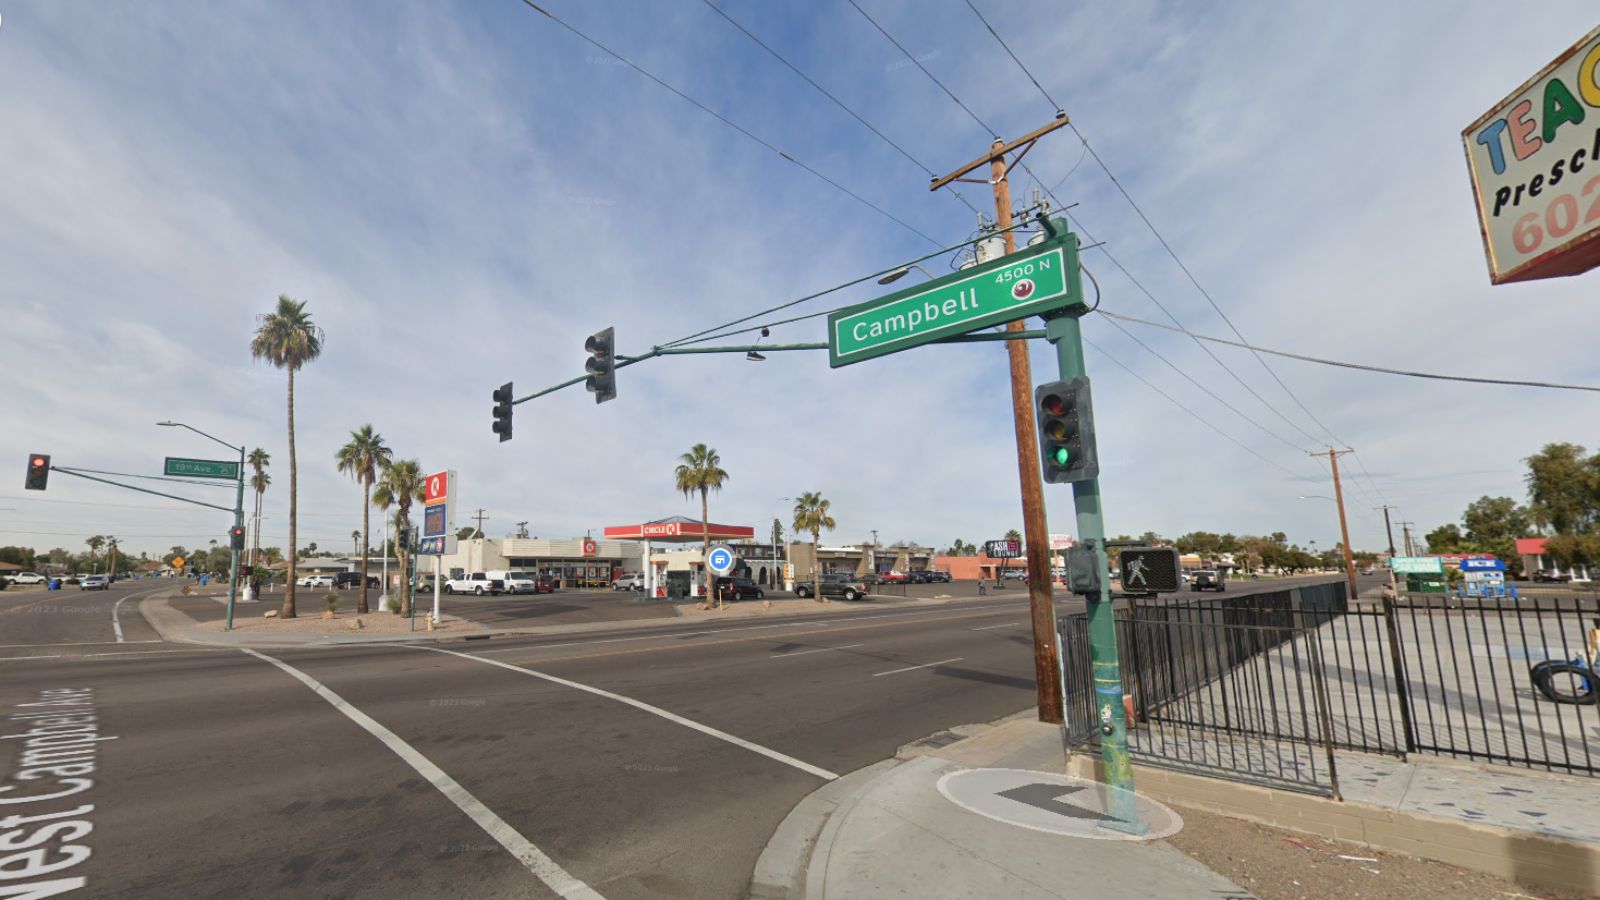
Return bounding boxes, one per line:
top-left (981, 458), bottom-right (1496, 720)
top-left (1464, 26), bottom-right (1600, 283)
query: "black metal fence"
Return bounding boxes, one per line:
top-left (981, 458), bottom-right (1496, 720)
top-left (1061, 582), bottom-right (1600, 792)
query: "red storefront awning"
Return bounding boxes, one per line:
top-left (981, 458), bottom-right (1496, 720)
top-left (603, 516), bottom-right (755, 543)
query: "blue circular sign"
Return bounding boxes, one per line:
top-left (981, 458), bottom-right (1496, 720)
top-left (707, 546), bottom-right (735, 575)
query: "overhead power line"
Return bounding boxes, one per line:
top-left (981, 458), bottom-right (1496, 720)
top-left (699, 0), bottom-right (984, 218)
top-left (516, 0), bottom-right (941, 246)
top-left (845, 0), bottom-right (998, 139)
top-left (952, 1), bottom-right (1393, 500)
top-left (1082, 337), bottom-right (1319, 485)
top-left (1098, 310), bottom-right (1600, 393)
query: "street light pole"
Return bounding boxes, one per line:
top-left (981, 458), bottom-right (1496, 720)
top-left (158, 421), bottom-right (246, 631)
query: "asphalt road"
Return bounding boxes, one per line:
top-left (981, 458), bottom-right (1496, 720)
top-left (0, 574), bottom-right (1352, 898)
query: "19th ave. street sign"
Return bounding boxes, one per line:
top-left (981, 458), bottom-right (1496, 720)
top-left (164, 457), bottom-right (239, 480)
top-left (828, 222), bottom-right (1081, 367)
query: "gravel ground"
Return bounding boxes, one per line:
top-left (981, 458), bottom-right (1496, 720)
top-left (1164, 805), bottom-right (1589, 900)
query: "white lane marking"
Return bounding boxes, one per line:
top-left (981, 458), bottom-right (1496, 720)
top-left (873, 657), bottom-right (964, 677)
top-left (0, 649), bottom-right (229, 661)
top-left (771, 643), bottom-right (865, 659)
top-left (467, 602), bottom-right (1028, 655)
top-left (472, 630), bottom-right (717, 654)
top-left (420, 646), bottom-right (840, 782)
top-left (112, 597), bottom-right (127, 642)
top-left (971, 622), bottom-right (1022, 631)
top-left (0, 639), bottom-right (162, 648)
top-left (241, 648), bottom-right (605, 899)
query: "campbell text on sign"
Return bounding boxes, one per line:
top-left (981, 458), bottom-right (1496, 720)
top-left (164, 457), bottom-right (239, 480)
top-left (828, 225), bottom-right (1080, 367)
top-left (1464, 26), bottom-right (1600, 283)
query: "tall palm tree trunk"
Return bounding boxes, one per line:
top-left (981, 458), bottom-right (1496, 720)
top-left (812, 531), bottom-right (824, 603)
top-left (283, 369), bottom-right (298, 618)
top-left (701, 488), bottom-right (714, 609)
top-left (358, 485), bottom-right (371, 614)
top-left (250, 489), bottom-right (262, 569)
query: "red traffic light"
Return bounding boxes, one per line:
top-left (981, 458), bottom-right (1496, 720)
top-left (31, 457), bottom-right (46, 467)
top-left (25, 453), bottom-right (51, 491)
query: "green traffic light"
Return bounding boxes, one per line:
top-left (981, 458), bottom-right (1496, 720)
top-left (1053, 447), bottom-right (1071, 465)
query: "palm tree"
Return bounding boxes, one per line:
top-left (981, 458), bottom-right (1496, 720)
top-left (247, 448), bottom-right (270, 568)
top-left (85, 536), bottom-right (105, 573)
top-left (335, 424), bottom-right (392, 614)
top-left (105, 537), bottom-right (118, 577)
top-left (251, 295), bottom-right (324, 619)
top-left (792, 492), bottom-right (836, 603)
top-left (373, 459), bottom-right (426, 617)
top-left (674, 444), bottom-right (730, 607)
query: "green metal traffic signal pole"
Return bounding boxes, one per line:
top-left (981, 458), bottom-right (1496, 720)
top-left (1045, 291), bottom-right (1139, 824)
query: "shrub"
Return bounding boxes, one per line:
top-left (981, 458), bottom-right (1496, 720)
top-left (324, 592), bottom-right (340, 613)
top-left (385, 593), bottom-right (401, 614)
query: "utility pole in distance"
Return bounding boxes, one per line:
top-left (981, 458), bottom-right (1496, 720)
top-left (1309, 449), bottom-right (1360, 599)
top-left (1399, 522), bottom-right (1416, 557)
top-left (932, 114), bottom-right (1072, 726)
top-left (1374, 505), bottom-right (1399, 558)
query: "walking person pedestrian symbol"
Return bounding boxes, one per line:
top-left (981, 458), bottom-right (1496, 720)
top-left (1125, 556), bottom-right (1149, 588)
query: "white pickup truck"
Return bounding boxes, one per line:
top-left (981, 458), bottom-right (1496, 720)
top-left (443, 573), bottom-right (504, 596)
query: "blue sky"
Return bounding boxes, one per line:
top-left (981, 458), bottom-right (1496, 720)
top-left (2, 1), bottom-right (1597, 561)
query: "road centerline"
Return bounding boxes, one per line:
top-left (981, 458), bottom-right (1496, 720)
top-left (416, 645), bottom-right (840, 782)
top-left (770, 643), bottom-right (865, 659)
top-left (240, 648), bottom-right (604, 899)
top-left (873, 657), bottom-right (964, 677)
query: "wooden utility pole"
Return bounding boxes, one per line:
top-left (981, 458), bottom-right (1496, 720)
top-left (1309, 449), bottom-right (1360, 599)
top-left (1399, 521), bottom-right (1416, 557)
top-left (933, 114), bottom-right (1072, 724)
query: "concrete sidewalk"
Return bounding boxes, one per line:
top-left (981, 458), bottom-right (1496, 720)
top-left (755, 714), bottom-right (1600, 899)
top-left (751, 718), bottom-right (1248, 900)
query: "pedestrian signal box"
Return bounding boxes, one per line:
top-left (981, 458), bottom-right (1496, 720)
top-left (1117, 548), bottom-right (1181, 594)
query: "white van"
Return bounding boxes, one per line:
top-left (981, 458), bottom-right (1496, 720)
top-left (611, 573), bottom-right (645, 592)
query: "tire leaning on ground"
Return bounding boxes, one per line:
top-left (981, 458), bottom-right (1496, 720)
top-left (1531, 662), bottom-right (1598, 705)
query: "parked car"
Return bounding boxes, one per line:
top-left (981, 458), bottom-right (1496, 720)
top-left (79, 575), bottom-right (110, 591)
top-left (1532, 569), bottom-right (1572, 583)
top-left (299, 574), bottom-right (335, 589)
top-left (10, 572), bottom-right (46, 585)
top-left (794, 573), bottom-right (870, 602)
top-left (444, 573), bottom-right (505, 596)
top-left (494, 571), bottom-right (554, 594)
top-left (906, 571), bottom-right (931, 584)
top-left (714, 576), bottom-right (764, 601)
top-left (924, 571), bottom-right (952, 583)
top-left (1190, 569), bottom-right (1225, 592)
top-left (333, 572), bottom-right (378, 590)
top-left (879, 571), bottom-right (908, 584)
top-left (612, 573), bottom-right (646, 592)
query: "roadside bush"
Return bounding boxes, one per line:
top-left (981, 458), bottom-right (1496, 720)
top-left (324, 592), bottom-right (340, 613)
top-left (0, 577), bottom-right (9, 591)
top-left (385, 593), bottom-right (400, 614)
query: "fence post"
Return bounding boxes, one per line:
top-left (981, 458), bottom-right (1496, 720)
top-left (1307, 636), bottom-right (1343, 800)
top-left (1380, 595), bottom-right (1419, 755)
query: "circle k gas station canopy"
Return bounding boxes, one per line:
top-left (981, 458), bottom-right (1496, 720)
top-left (602, 516), bottom-right (755, 544)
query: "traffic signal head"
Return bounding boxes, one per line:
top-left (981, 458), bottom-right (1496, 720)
top-left (25, 454), bottom-right (50, 491)
top-left (584, 326), bottom-right (617, 404)
top-left (229, 525), bottom-right (246, 551)
top-left (1035, 377), bottom-right (1098, 484)
top-left (492, 381), bottom-right (514, 443)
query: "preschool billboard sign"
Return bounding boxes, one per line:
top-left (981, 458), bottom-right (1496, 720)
top-left (1463, 26), bottom-right (1600, 284)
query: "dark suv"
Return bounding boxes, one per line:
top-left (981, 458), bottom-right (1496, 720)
top-left (794, 573), bottom-right (870, 602)
top-left (334, 572), bottom-right (379, 590)
top-left (1190, 570), bottom-right (1225, 592)
top-left (924, 571), bottom-right (952, 583)
top-left (714, 576), bottom-right (764, 601)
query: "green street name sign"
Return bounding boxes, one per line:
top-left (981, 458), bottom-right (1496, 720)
top-left (829, 223), bottom-right (1081, 368)
top-left (164, 457), bottom-right (239, 480)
